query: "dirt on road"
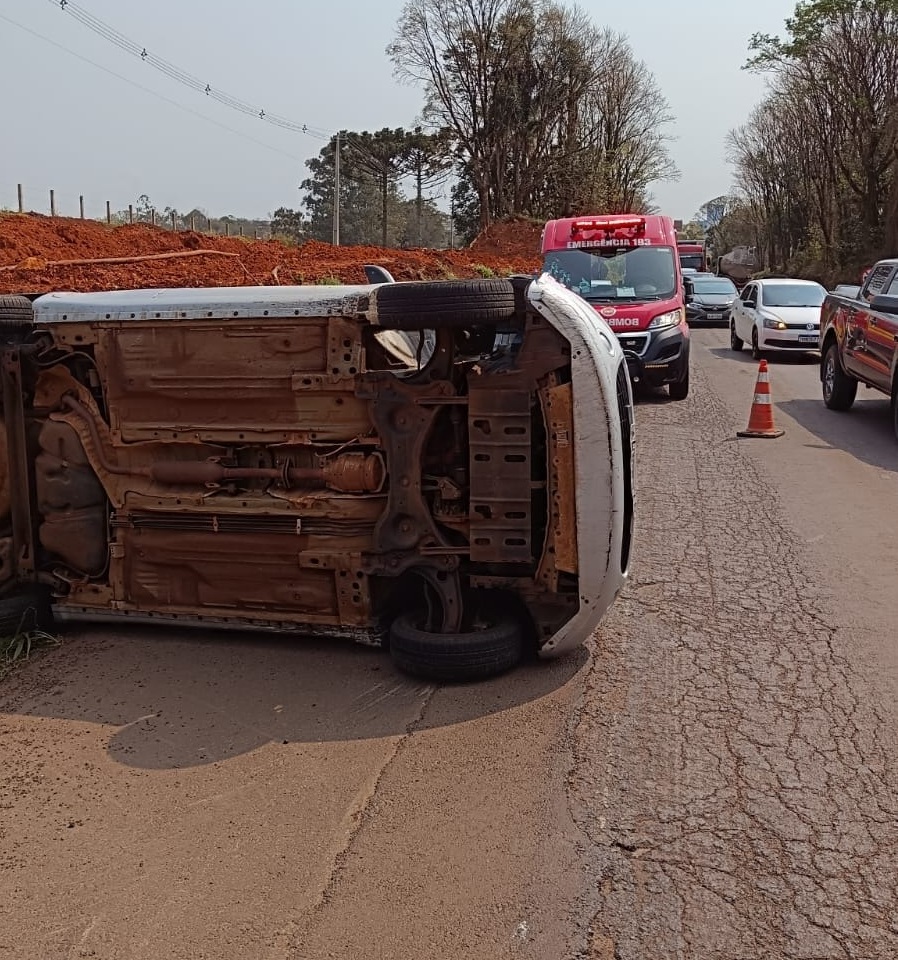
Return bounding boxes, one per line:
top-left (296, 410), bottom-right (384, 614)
top-left (0, 213), bottom-right (542, 294)
top-left (2, 329), bottom-right (898, 958)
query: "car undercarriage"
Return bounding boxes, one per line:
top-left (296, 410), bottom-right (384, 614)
top-left (0, 279), bottom-right (608, 680)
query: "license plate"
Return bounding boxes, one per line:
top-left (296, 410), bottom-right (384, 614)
top-left (706, 312), bottom-right (723, 320)
top-left (799, 334), bottom-right (818, 343)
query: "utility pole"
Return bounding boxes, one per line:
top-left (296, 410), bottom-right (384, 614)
top-left (332, 131), bottom-right (341, 246)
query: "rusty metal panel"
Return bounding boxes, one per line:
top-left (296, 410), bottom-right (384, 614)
top-left (545, 383), bottom-right (578, 574)
top-left (117, 525), bottom-right (352, 624)
top-left (96, 319), bottom-right (372, 443)
top-left (468, 389), bottom-right (532, 564)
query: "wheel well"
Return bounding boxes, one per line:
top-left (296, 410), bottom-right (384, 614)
top-left (377, 576), bottom-right (538, 654)
top-left (820, 330), bottom-right (838, 379)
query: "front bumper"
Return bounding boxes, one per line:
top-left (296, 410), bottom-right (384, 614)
top-left (760, 329), bottom-right (821, 350)
top-left (617, 322), bottom-right (690, 389)
top-left (528, 275), bottom-right (632, 657)
top-left (686, 305), bottom-right (732, 324)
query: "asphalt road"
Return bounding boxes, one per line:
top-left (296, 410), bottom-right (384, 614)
top-left (2, 326), bottom-right (897, 959)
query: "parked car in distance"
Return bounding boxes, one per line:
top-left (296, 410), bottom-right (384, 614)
top-left (729, 278), bottom-right (827, 359)
top-left (684, 275), bottom-right (739, 326)
top-left (0, 278), bottom-right (634, 683)
top-left (819, 258), bottom-right (898, 438)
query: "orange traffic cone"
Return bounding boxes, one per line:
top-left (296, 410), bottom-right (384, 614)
top-left (737, 359), bottom-right (784, 438)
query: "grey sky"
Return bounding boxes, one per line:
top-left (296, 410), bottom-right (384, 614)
top-left (2, 0), bottom-right (795, 225)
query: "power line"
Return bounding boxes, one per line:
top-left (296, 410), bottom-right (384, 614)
top-left (0, 12), bottom-right (310, 164)
top-left (48, 0), bottom-right (332, 141)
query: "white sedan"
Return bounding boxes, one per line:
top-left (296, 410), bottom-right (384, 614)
top-left (729, 278), bottom-right (827, 358)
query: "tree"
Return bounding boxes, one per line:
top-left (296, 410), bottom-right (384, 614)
top-left (271, 207), bottom-right (305, 244)
top-left (693, 196), bottom-right (733, 231)
top-left (134, 193), bottom-right (154, 224)
top-left (300, 133), bottom-right (409, 246)
top-left (389, 1), bottom-right (676, 228)
top-left (404, 127), bottom-right (453, 245)
top-left (342, 128), bottom-right (414, 246)
top-left (736, 0), bottom-right (898, 277)
top-left (678, 222), bottom-right (705, 240)
top-left (556, 29), bottom-right (678, 216)
top-left (397, 197), bottom-right (450, 247)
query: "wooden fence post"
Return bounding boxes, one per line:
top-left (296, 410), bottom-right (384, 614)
top-left (106, 201), bottom-right (111, 224)
top-left (170, 211), bottom-right (177, 231)
top-left (190, 213), bottom-right (196, 231)
top-left (225, 221), bottom-right (230, 237)
top-left (79, 195), bottom-right (85, 219)
top-left (150, 209), bottom-right (156, 227)
top-left (50, 189), bottom-right (56, 217)
top-left (17, 184), bottom-right (23, 213)
top-left (128, 204), bottom-right (133, 224)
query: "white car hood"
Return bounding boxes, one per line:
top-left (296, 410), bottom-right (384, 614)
top-left (761, 304), bottom-right (822, 324)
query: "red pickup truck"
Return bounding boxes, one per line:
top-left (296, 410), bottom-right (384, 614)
top-left (819, 258), bottom-right (898, 437)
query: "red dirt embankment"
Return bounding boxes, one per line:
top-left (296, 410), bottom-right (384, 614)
top-left (0, 214), bottom-right (542, 294)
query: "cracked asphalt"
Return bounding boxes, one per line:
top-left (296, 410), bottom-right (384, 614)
top-left (2, 328), bottom-right (897, 959)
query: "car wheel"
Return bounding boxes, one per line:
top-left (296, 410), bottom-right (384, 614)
top-left (0, 587), bottom-right (52, 637)
top-left (0, 295), bottom-right (34, 344)
top-left (668, 368), bottom-right (690, 401)
top-left (374, 279), bottom-right (516, 330)
top-left (751, 327), bottom-right (763, 361)
top-left (730, 321), bottom-right (743, 352)
top-left (389, 610), bottom-right (524, 682)
top-left (822, 343), bottom-right (857, 411)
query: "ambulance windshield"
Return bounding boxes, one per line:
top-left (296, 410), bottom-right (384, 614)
top-left (543, 246), bottom-right (677, 301)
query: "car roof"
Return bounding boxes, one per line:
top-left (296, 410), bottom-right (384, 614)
top-left (755, 278), bottom-right (822, 285)
top-left (31, 284), bottom-right (379, 322)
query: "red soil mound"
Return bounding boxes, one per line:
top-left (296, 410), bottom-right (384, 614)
top-left (0, 214), bottom-right (541, 294)
top-left (468, 216), bottom-right (543, 258)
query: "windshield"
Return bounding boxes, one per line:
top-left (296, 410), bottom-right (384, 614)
top-left (543, 246), bottom-right (677, 301)
top-left (689, 279), bottom-right (737, 296)
top-left (760, 283), bottom-right (826, 307)
top-left (679, 254), bottom-right (704, 271)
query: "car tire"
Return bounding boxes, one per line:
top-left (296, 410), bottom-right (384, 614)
top-left (374, 279), bottom-right (516, 330)
top-left (668, 368), bottom-right (689, 401)
top-left (822, 342), bottom-right (857, 411)
top-left (389, 611), bottom-right (524, 682)
top-left (730, 321), bottom-right (743, 352)
top-left (0, 587), bottom-right (51, 637)
top-left (0, 295), bottom-right (34, 344)
top-left (751, 327), bottom-right (763, 360)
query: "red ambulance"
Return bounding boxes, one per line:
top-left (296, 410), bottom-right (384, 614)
top-left (540, 214), bottom-right (690, 399)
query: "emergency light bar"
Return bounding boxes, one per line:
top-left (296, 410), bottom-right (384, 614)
top-left (571, 216), bottom-right (645, 233)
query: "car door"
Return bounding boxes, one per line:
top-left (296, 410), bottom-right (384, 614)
top-left (846, 264), bottom-right (895, 385)
top-left (863, 267), bottom-right (898, 388)
top-left (736, 283), bottom-right (757, 341)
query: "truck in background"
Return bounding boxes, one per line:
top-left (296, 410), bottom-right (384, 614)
top-left (540, 213), bottom-right (690, 400)
top-left (819, 257), bottom-right (898, 438)
top-left (715, 245), bottom-right (758, 290)
top-left (676, 238), bottom-right (710, 273)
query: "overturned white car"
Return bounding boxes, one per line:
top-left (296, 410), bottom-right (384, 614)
top-left (0, 275), bottom-right (633, 681)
